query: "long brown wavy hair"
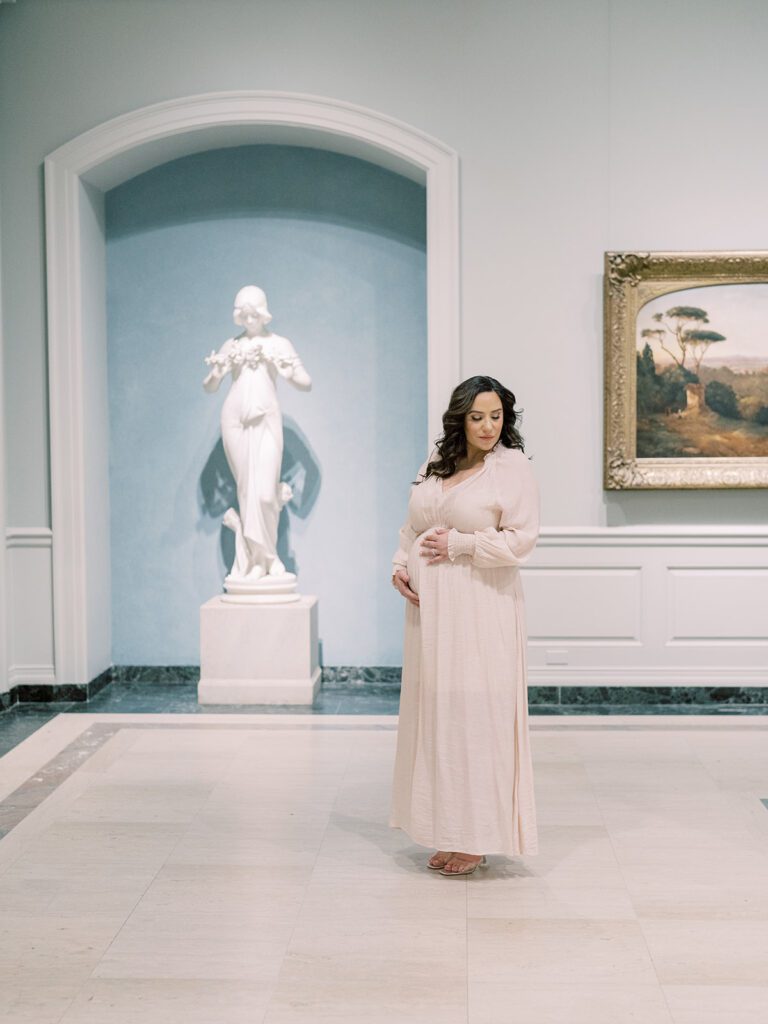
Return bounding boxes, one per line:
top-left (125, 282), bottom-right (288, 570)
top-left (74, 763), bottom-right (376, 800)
top-left (421, 376), bottom-right (524, 481)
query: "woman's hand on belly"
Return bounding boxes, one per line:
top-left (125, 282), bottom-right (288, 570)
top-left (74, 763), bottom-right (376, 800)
top-left (393, 568), bottom-right (419, 607)
top-left (420, 527), bottom-right (449, 565)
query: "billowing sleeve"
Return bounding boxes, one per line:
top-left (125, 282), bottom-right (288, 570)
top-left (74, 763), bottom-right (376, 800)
top-left (392, 522), bottom-right (417, 572)
top-left (392, 453), bottom-right (433, 572)
top-left (447, 450), bottom-right (540, 568)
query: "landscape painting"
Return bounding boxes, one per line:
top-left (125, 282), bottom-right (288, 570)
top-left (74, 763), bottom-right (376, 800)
top-left (636, 283), bottom-right (768, 459)
top-left (604, 250), bottom-right (768, 488)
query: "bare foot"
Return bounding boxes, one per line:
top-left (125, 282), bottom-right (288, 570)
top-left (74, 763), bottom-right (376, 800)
top-left (427, 850), bottom-right (454, 869)
top-left (441, 852), bottom-right (484, 874)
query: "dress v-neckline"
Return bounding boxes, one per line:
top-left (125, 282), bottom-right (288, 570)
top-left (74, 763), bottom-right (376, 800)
top-left (440, 450), bottom-right (495, 495)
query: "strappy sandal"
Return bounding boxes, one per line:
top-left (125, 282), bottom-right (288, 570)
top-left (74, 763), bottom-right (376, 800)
top-left (427, 851), bottom-right (455, 870)
top-left (439, 854), bottom-right (487, 877)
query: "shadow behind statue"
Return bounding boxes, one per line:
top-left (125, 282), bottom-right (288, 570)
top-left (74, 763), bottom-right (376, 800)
top-left (199, 416), bottom-right (321, 580)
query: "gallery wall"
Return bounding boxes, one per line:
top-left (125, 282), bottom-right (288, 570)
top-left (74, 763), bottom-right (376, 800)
top-left (1, 0), bottom-right (767, 687)
top-left (106, 145), bottom-right (426, 665)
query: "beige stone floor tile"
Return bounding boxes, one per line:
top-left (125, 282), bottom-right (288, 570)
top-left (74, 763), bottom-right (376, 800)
top-left (94, 908), bottom-right (289, 981)
top-left (11, 820), bottom-right (185, 873)
top-left (0, 868), bottom-right (158, 917)
top-left (468, 917), bottom-right (659, 987)
top-left (264, 953), bottom-right (466, 1023)
top-left (202, 770), bottom-right (343, 803)
top-left (531, 761), bottom-right (595, 788)
top-left (584, 760), bottom-right (719, 793)
top-left (688, 731), bottom-right (768, 757)
top-left (75, 728), bottom-right (143, 773)
top-left (607, 824), bottom-right (768, 872)
top-left (137, 863), bottom-right (308, 917)
top-left (640, 918), bottom-right (768, 984)
top-left (164, 832), bottom-right (320, 876)
top-left (307, 818), bottom-right (426, 880)
top-left (0, 980), bottom-right (84, 1024)
top-left (196, 790), bottom-right (339, 827)
top-left (297, 877), bottom-right (466, 928)
top-left (0, 714), bottom-right (96, 799)
top-left (697, 756), bottom-right (768, 788)
top-left (57, 782), bottom-right (214, 824)
top-left (344, 730), bottom-right (397, 761)
top-left (59, 979), bottom-right (275, 1024)
top-left (4, 715), bottom-right (768, 1023)
top-left (487, 825), bottom-right (627, 887)
top-left (529, 733), bottom-right (583, 763)
top-left (619, 856), bottom-right (767, 894)
top-left (286, 906), bottom-right (465, 961)
top-left (331, 771), bottom-right (396, 812)
top-left (469, 983), bottom-right (673, 1024)
top-left (126, 729), bottom-right (250, 757)
top-left (163, 815), bottom-right (325, 864)
top-left (232, 734), bottom-right (353, 771)
top-left (533, 786), bottom-right (606, 826)
top-left (662, 984), bottom-right (768, 1023)
top-left (180, 815), bottom-right (330, 845)
top-left (573, 732), bottom-right (697, 762)
top-left (101, 755), bottom-right (232, 785)
top-left (0, 913), bottom-right (125, 982)
top-left (467, 880), bottom-right (636, 919)
top-left (633, 883), bottom-right (768, 920)
top-left (595, 790), bottom-right (751, 831)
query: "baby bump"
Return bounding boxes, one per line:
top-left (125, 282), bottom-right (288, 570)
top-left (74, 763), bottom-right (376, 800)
top-left (405, 528), bottom-right (436, 595)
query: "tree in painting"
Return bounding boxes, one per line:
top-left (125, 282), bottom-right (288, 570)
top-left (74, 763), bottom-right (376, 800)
top-left (636, 301), bottom-right (768, 458)
top-left (640, 306), bottom-right (726, 374)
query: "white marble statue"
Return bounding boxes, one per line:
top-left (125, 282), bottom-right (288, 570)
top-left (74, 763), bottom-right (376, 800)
top-left (203, 286), bottom-right (311, 597)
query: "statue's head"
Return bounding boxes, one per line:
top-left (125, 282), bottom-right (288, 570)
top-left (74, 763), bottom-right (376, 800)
top-left (233, 285), bottom-right (273, 329)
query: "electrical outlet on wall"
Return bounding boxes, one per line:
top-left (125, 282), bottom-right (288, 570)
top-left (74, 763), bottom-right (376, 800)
top-left (545, 648), bottom-right (569, 665)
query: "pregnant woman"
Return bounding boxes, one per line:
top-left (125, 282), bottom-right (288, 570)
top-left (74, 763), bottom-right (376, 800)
top-left (389, 376), bottom-right (540, 876)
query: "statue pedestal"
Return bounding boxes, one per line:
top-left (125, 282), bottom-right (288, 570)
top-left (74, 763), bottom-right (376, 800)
top-left (198, 595), bottom-right (320, 705)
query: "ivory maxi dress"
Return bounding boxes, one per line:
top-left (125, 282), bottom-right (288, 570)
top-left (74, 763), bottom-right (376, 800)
top-left (389, 444), bottom-right (540, 856)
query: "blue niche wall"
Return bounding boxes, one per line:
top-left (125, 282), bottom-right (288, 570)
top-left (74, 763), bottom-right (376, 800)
top-left (106, 144), bottom-right (426, 666)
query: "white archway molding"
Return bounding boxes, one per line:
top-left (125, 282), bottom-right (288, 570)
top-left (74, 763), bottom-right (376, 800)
top-left (44, 91), bottom-right (460, 684)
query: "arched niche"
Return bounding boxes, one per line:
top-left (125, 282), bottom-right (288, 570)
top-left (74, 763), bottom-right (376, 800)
top-left (44, 91), bottom-right (460, 684)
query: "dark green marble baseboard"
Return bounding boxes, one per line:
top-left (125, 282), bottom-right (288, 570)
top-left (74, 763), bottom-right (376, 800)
top-left (2, 667), bottom-right (767, 714)
top-left (527, 685), bottom-right (768, 709)
top-left (0, 668), bottom-right (113, 712)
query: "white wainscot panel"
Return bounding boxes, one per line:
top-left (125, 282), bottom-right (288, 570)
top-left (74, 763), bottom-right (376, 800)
top-left (524, 567), bottom-right (641, 643)
top-left (668, 567), bottom-right (768, 643)
top-left (6, 528), bottom-right (55, 689)
top-left (524, 528), bottom-right (768, 686)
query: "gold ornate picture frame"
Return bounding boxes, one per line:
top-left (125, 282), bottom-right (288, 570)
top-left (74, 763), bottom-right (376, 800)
top-left (604, 250), bottom-right (768, 489)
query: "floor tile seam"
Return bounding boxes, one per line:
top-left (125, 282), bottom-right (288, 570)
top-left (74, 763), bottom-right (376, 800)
top-left (0, 719), bottom-right (398, 839)
top-left (529, 719), bottom-right (768, 731)
top-left (0, 714), bottom-right (108, 779)
top-left (594, 783), bottom-right (692, 1013)
top-left (5, 716), bottom-right (762, 842)
top-left (465, 859), bottom-right (470, 1023)
top-left (54, 955), bottom-right (102, 1024)
top-left (88, 788), bottom-right (245, 991)
top-left (57, 712), bottom-right (399, 728)
top-left (0, 724), bottom-right (123, 843)
top-left (584, 762), bottom-right (670, 999)
top-left (47, 710), bottom-right (768, 728)
top-left (64, 714), bottom-right (768, 734)
top-left (260, 740), bottom-right (359, 1021)
top-left (695, 758), bottom-right (768, 843)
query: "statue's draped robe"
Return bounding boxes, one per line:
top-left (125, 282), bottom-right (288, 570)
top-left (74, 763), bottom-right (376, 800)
top-left (220, 334), bottom-right (299, 577)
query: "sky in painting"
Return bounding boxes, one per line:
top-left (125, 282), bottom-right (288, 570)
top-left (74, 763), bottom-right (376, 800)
top-left (636, 283), bottom-right (768, 368)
